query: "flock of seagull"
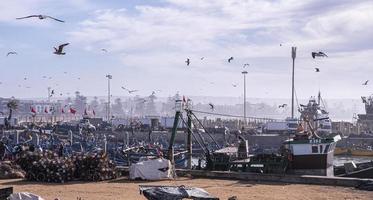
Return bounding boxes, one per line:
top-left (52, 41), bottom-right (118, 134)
top-left (2, 14), bottom-right (370, 112)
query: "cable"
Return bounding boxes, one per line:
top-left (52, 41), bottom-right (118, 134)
top-left (189, 109), bottom-right (278, 122)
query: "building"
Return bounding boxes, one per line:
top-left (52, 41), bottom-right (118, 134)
top-left (357, 95), bottom-right (373, 134)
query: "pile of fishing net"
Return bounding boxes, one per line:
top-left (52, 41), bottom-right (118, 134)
top-left (0, 161), bottom-right (25, 179)
top-left (16, 150), bottom-right (117, 183)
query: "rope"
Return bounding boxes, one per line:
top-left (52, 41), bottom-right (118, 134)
top-left (190, 111), bottom-right (220, 149)
top-left (177, 113), bottom-right (208, 154)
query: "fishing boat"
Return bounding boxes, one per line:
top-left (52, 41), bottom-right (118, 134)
top-left (298, 92), bottom-right (332, 135)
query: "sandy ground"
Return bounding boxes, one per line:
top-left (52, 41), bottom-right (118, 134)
top-left (0, 177), bottom-right (371, 200)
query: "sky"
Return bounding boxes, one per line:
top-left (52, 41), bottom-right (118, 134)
top-left (0, 0), bottom-right (373, 100)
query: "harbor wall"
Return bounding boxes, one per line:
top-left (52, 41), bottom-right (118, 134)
top-left (176, 169), bottom-right (372, 187)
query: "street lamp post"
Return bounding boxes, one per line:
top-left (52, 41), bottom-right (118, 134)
top-left (291, 47), bottom-right (296, 119)
top-left (106, 74), bottom-right (112, 122)
top-left (242, 71), bottom-right (248, 126)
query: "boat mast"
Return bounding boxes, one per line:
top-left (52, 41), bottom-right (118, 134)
top-left (291, 47), bottom-right (297, 119)
top-left (318, 91), bottom-right (321, 105)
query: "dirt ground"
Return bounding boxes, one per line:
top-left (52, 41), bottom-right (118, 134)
top-left (0, 177), bottom-right (371, 200)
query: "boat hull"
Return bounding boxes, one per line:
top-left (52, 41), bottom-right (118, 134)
top-left (291, 151), bottom-right (334, 176)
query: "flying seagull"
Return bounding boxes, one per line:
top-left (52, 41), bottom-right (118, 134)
top-left (361, 96), bottom-right (367, 104)
top-left (53, 43), bottom-right (69, 55)
top-left (6, 52), bottom-right (17, 56)
top-left (315, 68), bottom-right (320, 72)
top-left (243, 63), bottom-right (250, 68)
top-left (311, 52), bottom-right (328, 59)
top-left (363, 80), bottom-right (369, 85)
top-left (232, 84), bottom-right (238, 87)
top-left (200, 57), bottom-right (205, 60)
top-left (208, 103), bottom-right (214, 110)
top-left (278, 104), bottom-right (287, 108)
top-left (101, 48), bottom-right (108, 52)
top-left (121, 86), bottom-right (138, 94)
top-left (128, 90), bottom-right (138, 94)
top-left (16, 15), bottom-right (64, 22)
top-left (228, 57), bottom-right (234, 63)
top-left (185, 58), bottom-right (190, 66)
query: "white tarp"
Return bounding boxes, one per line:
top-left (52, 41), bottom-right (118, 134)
top-left (8, 192), bottom-right (44, 200)
top-left (129, 158), bottom-right (172, 180)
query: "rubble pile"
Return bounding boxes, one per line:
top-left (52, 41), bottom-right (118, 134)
top-left (0, 161), bottom-right (25, 179)
top-left (16, 150), bottom-right (117, 183)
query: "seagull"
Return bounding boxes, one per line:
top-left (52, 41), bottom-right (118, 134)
top-left (24, 77), bottom-right (27, 80)
top-left (42, 76), bottom-right (47, 79)
top-left (128, 90), bottom-right (138, 94)
top-left (6, 52), bottom-right (17, 56)
top-left (278, 104), bottom-right (287, 108)
top-left (232, 84), bottom-right (238, 87)
top-left (243, 63), bottom-right (249, 68)
top-left (121, 86), bottom-right (138, 94)
top-left (311, 52), bottom-right (328, 59)
top-left (315, 68), bottom-right (320, 72)
top-left (280, 44), bottom-right (282, 46)
top-left (228, 57), bottom-right (234, 63)
top-left (16, 15), bottom-right (64, 22)
top-left (53, 43), bottom-right (69, 55)
top-left (363, 80), bottom-right (369, 85)
top-left (208, 103), bottom-right (214, 110)
top-left (200, 57), bottom-right (205, 60)
top-left (185, 58), bottom-right (190, 66)
top-left (101, 48), bottom-right (108, 52)
top-left (362, 96), bottom-right (367, 103)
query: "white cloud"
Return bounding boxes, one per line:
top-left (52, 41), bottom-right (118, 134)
top-left (66, 0), bottom-right (373, 99)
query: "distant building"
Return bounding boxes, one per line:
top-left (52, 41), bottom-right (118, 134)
top-left (357, 95), bottom-right (373, 134)
top-left (332, 121), bottom-right (357, 136)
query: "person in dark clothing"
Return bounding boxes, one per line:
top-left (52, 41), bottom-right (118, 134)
top-left (0, 141), bottom-right (5, 160)
top-left (29, 144), bottom-right (35, 152)
top-left (58, 143), bottom-right (64, 157)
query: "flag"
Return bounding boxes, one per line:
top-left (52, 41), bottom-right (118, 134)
top-left (70, 108), bottom-right (76, 114)
top-left (44, 107), bottom-right (48, 113)
top-left (93, 109), bottom-right (96, 116)
top-left (30, 107), bottom-right (36, 114)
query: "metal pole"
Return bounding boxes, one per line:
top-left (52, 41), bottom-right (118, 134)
top-left (187, 110), bottom-right (193, 169)
top-left (47, 87), bottom-right (51, 103)
top-left (291, 47), bottom-right (297, 119)
top-left (242, 71), bottom-right (248, 126)
top-left (106, 75), bottom-right (112, 122)
top-left (107, 78), bottom-right (110, 120)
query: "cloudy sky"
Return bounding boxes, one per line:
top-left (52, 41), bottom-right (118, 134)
top-left (0, 0), bottom-right (372, 100)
